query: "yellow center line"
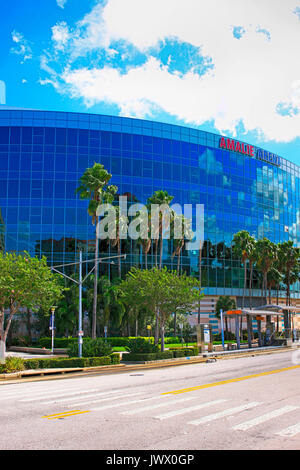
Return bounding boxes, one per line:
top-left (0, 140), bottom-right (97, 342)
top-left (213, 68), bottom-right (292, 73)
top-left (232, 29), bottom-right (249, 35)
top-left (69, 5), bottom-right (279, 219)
top-left (42, 410), bottom-right (91, 419)
top-left (162, 365), bottom-right (300, 395)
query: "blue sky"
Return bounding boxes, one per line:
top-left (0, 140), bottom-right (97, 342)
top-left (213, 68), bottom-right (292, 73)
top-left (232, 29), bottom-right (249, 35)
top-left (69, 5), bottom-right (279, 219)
top-left (2, 0), bottom-right (300, 166)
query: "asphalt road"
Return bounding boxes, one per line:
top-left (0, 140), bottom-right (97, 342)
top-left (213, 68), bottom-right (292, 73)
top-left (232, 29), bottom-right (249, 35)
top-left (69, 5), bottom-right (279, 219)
top-left (0, 350), bottom-right (300, 450)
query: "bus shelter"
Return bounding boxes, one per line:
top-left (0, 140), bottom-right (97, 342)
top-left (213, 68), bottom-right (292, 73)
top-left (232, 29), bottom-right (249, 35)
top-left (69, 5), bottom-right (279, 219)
top-left (222, 306), bottom-right (300, 349)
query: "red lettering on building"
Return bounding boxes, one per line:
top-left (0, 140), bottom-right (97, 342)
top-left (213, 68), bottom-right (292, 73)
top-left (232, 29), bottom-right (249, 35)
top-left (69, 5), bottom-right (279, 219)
top-left (226, 139), bottom-right (235, 151)
top-left (219, 137), bottom-right (226, 149)
top-left (235, 141), bottom-right (241, 153)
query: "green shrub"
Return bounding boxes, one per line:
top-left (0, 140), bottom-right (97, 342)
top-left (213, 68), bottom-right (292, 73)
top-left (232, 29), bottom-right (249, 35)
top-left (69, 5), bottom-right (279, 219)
top-left (163, 337), bottom-right (180, 344)
top-left (10, 335), bottom-right (31, 347)
top-left (23, 359), bottom-right (40, 370)
top-left (110, 353), bottom-right (120, 364)
top-left (124, 350), bottom-right (175, 362)
top-left (125, 353), bottom-right (157, 361)
top-left (155, 351), bottom-right (174, 360)
top-left (67, 338), bottom-right (113, 358)
top-left (126, 337), bottom-right (159, 354)
top-left (169, 346), bottom-right (199, 356)
top-left (0, 357), bottom-right (25, 373)
top-left (39, 337), bottom-right (78, 349)
top-left (172, 350), bottom-right (186, 358)
top-left (86, 356), bottom-right (111, 367)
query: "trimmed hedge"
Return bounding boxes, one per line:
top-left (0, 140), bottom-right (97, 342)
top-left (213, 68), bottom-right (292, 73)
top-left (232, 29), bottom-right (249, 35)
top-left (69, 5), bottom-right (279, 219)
top-left (0, 353), bottom-right (121, 373)
top-left (124, 349), bottom-right (190, 362)
top-left (125, 351), bottom-right (174, 361)
top-left (168, 346), bottom-right (199, 356)
top-left (38, 336), bottom-right (181, 349)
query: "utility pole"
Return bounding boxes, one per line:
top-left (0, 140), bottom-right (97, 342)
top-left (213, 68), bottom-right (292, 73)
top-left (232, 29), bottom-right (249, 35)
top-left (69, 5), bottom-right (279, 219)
top-left (51, 252), bottom-right (126, 357)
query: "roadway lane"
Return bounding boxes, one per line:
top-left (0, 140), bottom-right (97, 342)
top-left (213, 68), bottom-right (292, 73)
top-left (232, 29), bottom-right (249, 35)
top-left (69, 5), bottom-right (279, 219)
top-left (0, 350), bottom-right (299, 450)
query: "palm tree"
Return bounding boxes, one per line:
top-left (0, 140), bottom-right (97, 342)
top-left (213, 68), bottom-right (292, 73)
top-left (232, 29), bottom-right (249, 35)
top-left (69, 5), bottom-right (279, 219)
top-left (171, 213), bottom-right (193, 274)
top-left (255, 238), bottom-right (277, 328)
top-left (256, 238), bottom-right (277, 303)
top-left (107, 206), bottom-right (128, 278)
top-left (171, 213), bottom-right (193, 334)
top-left (147, 190), bottom-right (174, 269)
top-left (278, 241), bottom-right (300, 334)
top-left (147, 190), bottom-right (174, 344)
top-left (232, 231), bottom-right (256, 344)
top-left (197, 240), bottom-right (203, 324)
top-left (136, 209), bottom-right (152, 269)
top-left (76, 163), bottom-right (118, 338)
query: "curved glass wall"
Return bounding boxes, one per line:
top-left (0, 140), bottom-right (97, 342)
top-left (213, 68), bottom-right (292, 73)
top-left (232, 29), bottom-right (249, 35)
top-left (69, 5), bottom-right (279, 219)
top-left (0, 108), bottom-right (299, 298)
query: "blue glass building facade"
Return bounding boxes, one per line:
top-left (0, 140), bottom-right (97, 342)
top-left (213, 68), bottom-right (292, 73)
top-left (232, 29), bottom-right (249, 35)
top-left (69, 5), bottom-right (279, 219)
top-left (0, 108), bottom-right (299, 301)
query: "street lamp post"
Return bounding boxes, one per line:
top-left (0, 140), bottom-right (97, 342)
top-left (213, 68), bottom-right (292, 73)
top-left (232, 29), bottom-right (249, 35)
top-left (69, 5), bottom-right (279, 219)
top-left (51, 252), bottom-right (126, 358)
top-left (147, 324), bottom-right (151, 343)
top-left (50, 306), bottom-right (57, 355)
top-left (220, 309), bottom-right (225, 350)
top-left (179, 322), bottom-right (184, 344)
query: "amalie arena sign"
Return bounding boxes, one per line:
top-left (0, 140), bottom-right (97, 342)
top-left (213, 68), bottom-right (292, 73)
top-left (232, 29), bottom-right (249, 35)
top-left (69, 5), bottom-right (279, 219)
top-left (219, 137), bottom-right (281, 167)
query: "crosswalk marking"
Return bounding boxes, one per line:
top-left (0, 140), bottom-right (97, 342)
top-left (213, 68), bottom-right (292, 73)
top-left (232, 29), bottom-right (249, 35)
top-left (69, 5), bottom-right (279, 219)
top-left (187, 402), bottom-right (262, 426)
top-left (91, 394), bottom-right (171, 412)
top-left (154, 399), bottom-right (228, 420)
top-left (0, 386), bottom-right (85, 401)
top-left (232, 405), bottom-right (299, 431)
top-left (21, 388), bottom-right (128, 403)
top-left (69, 392), bottom-right (143, 407)
top-left (276, 421), bottom-right (300, 437)
top-left (121, 397), bottom-right (196, 415)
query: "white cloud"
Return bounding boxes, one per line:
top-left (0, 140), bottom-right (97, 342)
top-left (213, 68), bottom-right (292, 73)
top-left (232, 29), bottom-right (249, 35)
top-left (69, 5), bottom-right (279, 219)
top-left (42, 0), bottom-right (300, 142)
top-left (56, 0), bottom-right (67, 9)
top-left (11, 30), bottom-right (32, 62)
top-left (51, 21), bottom-right (70, 50)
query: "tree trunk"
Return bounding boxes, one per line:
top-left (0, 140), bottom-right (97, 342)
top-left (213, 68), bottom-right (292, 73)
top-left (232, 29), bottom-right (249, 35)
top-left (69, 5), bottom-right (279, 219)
top-left (0, 307), bottom-right (5, 363)
top-left (197, 244), bottom-right (202, 324)
top-left (154, 309), bottom-right (159, 345)
top-left (249, 262), bottom-right (253, 309)
top-left (117, 239), bottom-right (121, 278)
top-left (160, 324), bottom-right (165, 352)
top-left (246, 314), bottom-right (252, 348)
top-left (177, 251), bottom-right (180, 275)
top-left (225, 317), bottom-right (229, 340)
top-left (92, 218), bottom-right (99, 339)
top-left (257, 319), bottom-right (262, 347)
top-left (154, 240), bottom-right (158, 267)
top-left (26, 308), bottom-right (32, 345)
top-left (159, 226), bottom-right (163, 269)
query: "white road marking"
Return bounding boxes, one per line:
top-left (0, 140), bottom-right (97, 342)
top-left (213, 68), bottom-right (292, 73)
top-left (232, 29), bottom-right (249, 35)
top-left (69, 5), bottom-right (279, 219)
top-left (154, 399), bottom-right (228, 420)
top-left (0, 386), bottom-right (86, 401)
top-left (68, 392), bottom-right (143, 407)
top-left (21, 388), bottom-right (129, 403)
top-left (121, 397), bottom-right (196, 415)
top-left (91, 394), bottom-right (171, 412)
top-left (188, 402), bottom-right (262, 426)
top-left (276, 421), bottom-right (300, 437)
top-left (232, 405), bottom-right (299, 431)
